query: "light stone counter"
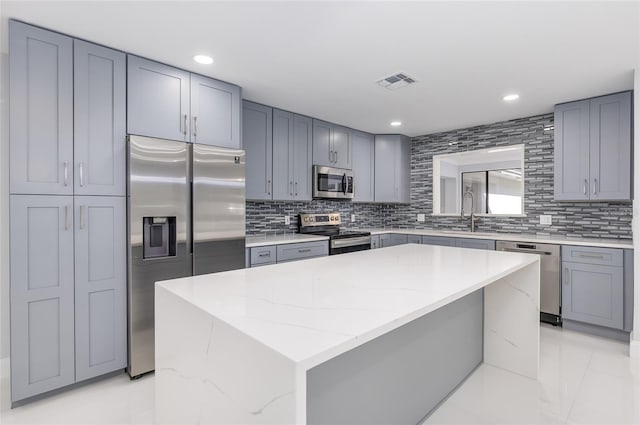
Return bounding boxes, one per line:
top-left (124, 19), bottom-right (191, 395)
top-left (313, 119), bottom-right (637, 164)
top-left (246, 233), bottom-right (329, 248)
top-left (364, 228), bottom-right (632, 249)
top-left (155, 244), bottom-right (540, 424)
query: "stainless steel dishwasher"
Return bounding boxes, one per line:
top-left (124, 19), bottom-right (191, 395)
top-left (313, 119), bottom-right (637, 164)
top-left (496, 241), bottom-right (561, 325)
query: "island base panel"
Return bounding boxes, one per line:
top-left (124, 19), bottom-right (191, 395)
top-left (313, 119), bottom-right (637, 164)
top-left (306, 290), bottom-right (483, 425)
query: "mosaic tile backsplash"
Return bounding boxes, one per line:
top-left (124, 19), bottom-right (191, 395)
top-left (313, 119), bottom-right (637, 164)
top-left (247, 112), bottom-right (633, 239)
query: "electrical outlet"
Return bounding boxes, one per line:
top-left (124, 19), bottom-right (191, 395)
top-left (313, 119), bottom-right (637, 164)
top-left (350, 214), bottom-right (355, 223)
top-left (417, 213), bottom-right (425, 222)
top-left (540, 215), bottom-right (552, 225)
top-left (284, 216), bottom-right (291, 225)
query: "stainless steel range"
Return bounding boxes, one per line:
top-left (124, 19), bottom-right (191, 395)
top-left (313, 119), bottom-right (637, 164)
top-left (299, 213), bottom-right (371, 255)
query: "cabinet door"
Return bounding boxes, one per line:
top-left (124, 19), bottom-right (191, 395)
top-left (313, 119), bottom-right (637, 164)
top-left (273, 109), bottom-right (294, 200)
top-left (374, 135), bottom-right (399, 202)
top-left (74, 196), bottom-right (126, 381)
top-left (562, 262), bottom-right (623, 330)
top-left (407, 235), bottom-right (422, 244)
top-left (9, 21), bottom-right (73, 195)
top-left (422, 236), bottom-right (457, 247)
top-left (243, 101), bottom-right (273, 200)
top-left (554, 100), bottom-right (590, 201)
top-left (589, 92), bottom-right (631, 201)
top-left (313, 120), bottom-right (333, 167)
top-left (74, 41), bottom-right (126, 196)
top-left (127, 55), bottom-right (190, 142)
top-left (332, 125), bottom-right (351, 169)
top-left (397, 135), bottom-right (411, 203)
top-left (10, 195), bottom-right (75, 402)
top-left (191, 74), bottom-right (241, 148)
top-left (370, 235), bottom-right (380, 249)
top-left (351, 130), bottom-right (375, 202)
top-left (389, 234), bottom-right (409, 246)
top-left (292, 115), bottom-right (313, 201)
top-left (456, 238), bottom-right (495, 250)
top-left (379, 234), bottom-right (391, 248)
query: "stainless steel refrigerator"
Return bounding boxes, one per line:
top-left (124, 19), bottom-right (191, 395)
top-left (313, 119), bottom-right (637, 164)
top-left (127, 135), bottom-right (245, 378)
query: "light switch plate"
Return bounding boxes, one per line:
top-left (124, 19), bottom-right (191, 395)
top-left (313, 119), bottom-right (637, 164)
top-left (284, 216), bottom-right (291, 225)
top-left (540, 215), bottom-right (552, 225)
top-left (351, 214), bottom-right (355, 223)
top-left (417, 213), bottom-right (426, 222)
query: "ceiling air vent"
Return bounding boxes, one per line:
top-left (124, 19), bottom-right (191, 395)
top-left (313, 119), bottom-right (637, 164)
top-left (377, 72), bottom-right (418, 90)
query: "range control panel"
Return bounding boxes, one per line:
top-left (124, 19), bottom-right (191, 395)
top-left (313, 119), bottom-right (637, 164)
top-left (299, 213), bottom-right (342, 227)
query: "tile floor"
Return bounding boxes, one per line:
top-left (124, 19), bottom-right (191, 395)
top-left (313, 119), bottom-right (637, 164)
top-left (1, 325), bottom-right (639, 424)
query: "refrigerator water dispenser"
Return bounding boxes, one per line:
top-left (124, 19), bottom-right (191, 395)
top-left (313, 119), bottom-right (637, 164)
top-left (143, 217), bottom-right (176, 259)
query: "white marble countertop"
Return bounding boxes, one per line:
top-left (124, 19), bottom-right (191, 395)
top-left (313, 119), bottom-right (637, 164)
top-left (157, 244), bottom-right (538, 370)
top-left (246, 233), bottom-right (329, 248)
top-left (363, 228), bottom-right (633, 249)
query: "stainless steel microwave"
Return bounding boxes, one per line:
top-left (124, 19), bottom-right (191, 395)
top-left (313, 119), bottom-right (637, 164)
top-left (312, 165), bottom-right (354, 199)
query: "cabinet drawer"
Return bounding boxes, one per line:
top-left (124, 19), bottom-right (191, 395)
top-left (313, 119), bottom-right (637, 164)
top-left (277, 241), bottom-right (328, 262)
top-left (562, 246), bottom-right (622, 266)
top-left (250, 246), bottom-right (277, 266)
top-left (421, 236), bottom-right (457, 247)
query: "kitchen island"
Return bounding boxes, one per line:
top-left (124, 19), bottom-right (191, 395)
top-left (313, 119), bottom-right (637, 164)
top-left (155, 244), bottom-right (540, 425)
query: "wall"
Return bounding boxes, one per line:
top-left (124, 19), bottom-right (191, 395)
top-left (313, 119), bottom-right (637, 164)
top-left (632, 66), bottom-right (640, 357)
top-left (248, 112), bottom-right (633, 240)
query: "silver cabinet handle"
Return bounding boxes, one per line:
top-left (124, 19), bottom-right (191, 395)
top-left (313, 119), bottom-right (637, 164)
top-left (294, 181), bottom-right (298, 197)
top-left (564, 267), bottom-right (569, 285)
top-left (183, 114), bottom-right (188, 136)
top-left (335, 151), bottom-right (338, 164)
top-left (289, 181), bottom-right (293, 196)
top-left (193, 116), bottom-right (198, 138)
top-left (298, 248), bottom-right (311, 253)
top-left (63, 161), bottom-right (69, 187)
top-left (577, 253), bottom-right (604, 259)
top-left (267, 179), bottom-right (271, 195)
top-left (329, 150), bottom-right (333, 163)
top-left (64, 205), bottom-right (70, 230)
top-left (79, 205), bottom-right (85, 230)
top-left (258, 252), bottom-right (271, 258)
top-left (593, 178), bottom-right (598, 195)
top-left (79, 162), bottom-right (85, 187)
top-left (583, 179), bottom-right (587, 195)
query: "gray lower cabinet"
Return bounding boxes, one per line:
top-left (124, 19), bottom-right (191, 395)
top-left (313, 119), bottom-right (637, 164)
top-left (350, 130), bottom-right (375, 202)
top-left (370, 235), bottom-right (380, 249)
top-left (554, 91), bottom-right (632, 201)
top-left (562, 246), bottom-right (624, 330)
top-left (379, 234), bottom-right (408, 248)
top-left (74, 196), bottom-right (126, 382)
top-left (10, 195), bottom-right (76, 402)
top-left (374, 135), bottom-right (410, 203)
top-left (455, 238), bottom-right (496, 250)
top-left (127, 55), bottom-right (190, 142)
top-left (407, 235), bottom-right (422, 244)
top-left (190, 73), bottom-right (241, 148)
top-left (248, 241), bottom-right (328, 266)
top-left (421, 236), bottom-right (457, 247)
top-left (250, 246), bottom-right (277, 267)
top-left (243, 101), bottom-right (273, 200)
top-left (74, 40), bottom-right (126, 196)
top-left (10, 195), bottom-right (126, 402)
top-left (273, 110), bottom-right (313, 201)
top-left (9, 21), bottom-right (74, 195)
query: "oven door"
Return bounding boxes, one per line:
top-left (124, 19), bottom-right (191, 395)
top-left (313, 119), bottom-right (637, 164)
top-left (330, 236), bottom-right (371, 255)
top-left (313, 165), bottom-right (354, 199)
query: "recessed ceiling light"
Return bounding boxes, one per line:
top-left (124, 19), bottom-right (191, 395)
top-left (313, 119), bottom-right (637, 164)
top-left (390, 121), bottom-right (402, 127)
top-left (503, 94), bottom-right (519, 102)
top-left (193, 55), bottom-right (214, 65)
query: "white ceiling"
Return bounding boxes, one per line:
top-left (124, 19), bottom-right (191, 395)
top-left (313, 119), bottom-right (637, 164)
top-left (2, 1), bottom-right (638, 137)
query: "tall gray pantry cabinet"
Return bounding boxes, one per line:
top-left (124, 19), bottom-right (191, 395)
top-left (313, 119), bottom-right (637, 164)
top-left (9, 21), bottom-right (127, 403)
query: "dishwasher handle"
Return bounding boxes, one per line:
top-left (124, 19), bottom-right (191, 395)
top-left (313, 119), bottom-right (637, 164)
top-left (500, 247), bottom-right (553, 256)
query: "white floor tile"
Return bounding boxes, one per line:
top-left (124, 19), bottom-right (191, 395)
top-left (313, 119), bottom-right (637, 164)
top-left (1, 325), bottom-right (638, 425)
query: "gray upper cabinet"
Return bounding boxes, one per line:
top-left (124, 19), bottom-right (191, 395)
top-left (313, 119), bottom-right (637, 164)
top-left (273, 109), bottom-right (313, 201)
top-left (374, 135), bottom-right (410, 203)
top-left (243, 101), bottom-right (273, 200)
top-left (312, 120), bottom-right (351, 169)
top-left (554, 92), bottom-right (631, 201)
top-left (190, 74), bottom-right (241, 148)
top-left (10, 195), bottom-right (76, 402)
top-left (350, 130), bottom-right (375, 202)
top-left (74, 196), bottom-right (126, 382)
top-left (127, 55), bottom-right (190, 142)
top-left (74, 40), bottom-right (126, 196)
top-left (9, 21), bottom-right (73, 195)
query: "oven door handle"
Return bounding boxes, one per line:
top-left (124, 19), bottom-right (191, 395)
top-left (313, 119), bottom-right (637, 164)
top-left (331, 236), bottom-right (372, 249)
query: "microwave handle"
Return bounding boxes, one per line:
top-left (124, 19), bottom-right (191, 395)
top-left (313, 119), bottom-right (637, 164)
top-left (343, 173), bottom-right (347, 195)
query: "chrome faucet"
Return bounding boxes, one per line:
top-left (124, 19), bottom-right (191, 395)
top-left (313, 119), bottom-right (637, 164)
top-left (460, 190), bottom-right (476, 232)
